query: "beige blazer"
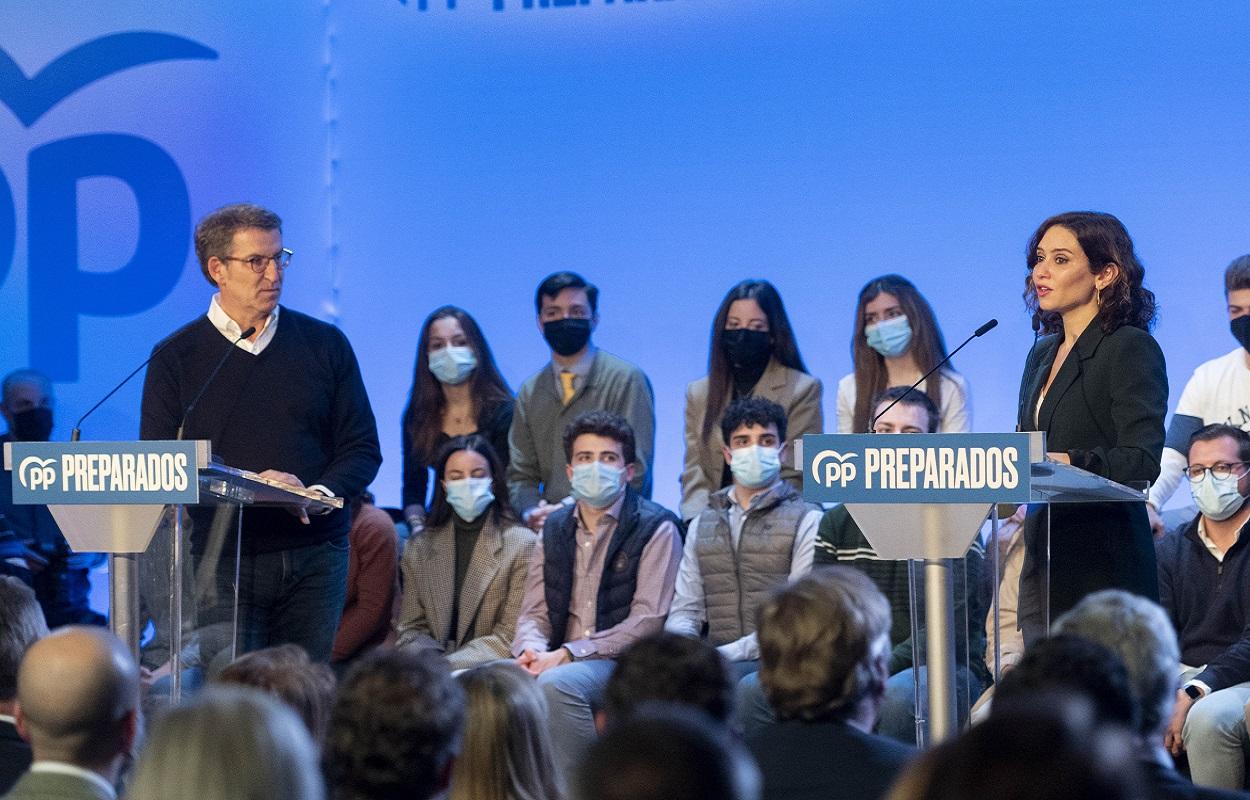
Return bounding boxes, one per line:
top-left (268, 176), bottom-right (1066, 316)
top-left (680, 359), bottom-right (823, 520)
top-left (395, 515), bottom-right (536, 670)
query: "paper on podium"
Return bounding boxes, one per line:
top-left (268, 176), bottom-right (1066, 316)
top-left (199, 464), bottom-right (344, 511)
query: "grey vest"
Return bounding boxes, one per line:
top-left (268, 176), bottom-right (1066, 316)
top-left (694, 481), bottom-right (811, 647)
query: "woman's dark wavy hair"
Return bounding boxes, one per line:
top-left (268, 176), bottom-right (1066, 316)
top-left (402, 306), bottom-right (512, 469)
top-left (702, 279), bottom-right (808, 439)
top-left (1024, 211), bottom-right (1158, 335)
top-left (427, 434), bottom-right (516, 529)
top-left (850, 275), bottom-right (949, 434)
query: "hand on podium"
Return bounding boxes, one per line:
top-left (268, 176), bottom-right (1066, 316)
top-left (258, 469), bottom-right (310, 524)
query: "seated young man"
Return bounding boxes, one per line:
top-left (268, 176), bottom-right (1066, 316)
top-left (1158, 424), bottom-right (1250, 791)
top-left (511, 410), bottom-right (682, 778)
top-left (665, 396), bottom-right (821, 679)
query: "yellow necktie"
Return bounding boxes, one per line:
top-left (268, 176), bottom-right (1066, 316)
top-left (560, 370), bottom-right (577, 405)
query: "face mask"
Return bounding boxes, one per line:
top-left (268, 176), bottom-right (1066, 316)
top-left (428, 345), bottom-right (477, 385)
top-left (1192, 471), bottom-right (1248, 522)
top-left (543, 318), bottom-right (593, 357)
top-left (865, 316), bottom-right (913, 358)
top-left (729, 444), bottom-right (781, 489)
top-left (444, 477), bottom-right (495, 522)
top-left (570, 462), bottom-right (626, 508)
top-left (722, 329), bottom-right (772, 376)
top-left (1231, 315), bottom-right (1250, 354)
top-left (10, 406), bottom-right (52, 442)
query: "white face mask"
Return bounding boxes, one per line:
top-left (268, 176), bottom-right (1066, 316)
top-left (1192, 471), bottom-right (1248, 522)
top-left (444, 477), bottom-right (494, 522)
top-left (570, 462), bottom-right (627, 509)
top-left (729, 444), bottom-right (782, 489)
top-left (428, 345), bottom-right (477, 385)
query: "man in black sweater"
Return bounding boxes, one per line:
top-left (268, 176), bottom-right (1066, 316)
top-left (140, 203), bottom-right (381, 663)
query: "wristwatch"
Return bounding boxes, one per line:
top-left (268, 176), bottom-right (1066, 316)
top-left (1184, 684), bottom-right (1204, 701)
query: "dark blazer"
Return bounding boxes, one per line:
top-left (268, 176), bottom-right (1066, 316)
top-left (1016, 317), bottom-right (1167, 639)
top-left (747, 720), bottom-right (914, 800)
top-left (0, 719), bottom-right (32, 795)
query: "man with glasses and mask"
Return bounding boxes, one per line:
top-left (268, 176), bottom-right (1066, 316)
top-left (1148, 254), bottom-right (1250, 537)
top-left (508, 271), bottom-right (656, 532)
top-left (0, 369), bottom-right (105, 627)
top-left (665, 396), bottom-right (821, 681)
top-left (1158, 424), bottom-right (1250, 790)
top-left (140, 203), bottom-right (381, 663)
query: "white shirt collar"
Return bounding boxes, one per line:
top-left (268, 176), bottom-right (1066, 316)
top-left (0, 712), bottom-right (15, 725)
top-left (207, 294), bottom-right (280, 355)
top-left (29, 762), bottom-right (117, 799)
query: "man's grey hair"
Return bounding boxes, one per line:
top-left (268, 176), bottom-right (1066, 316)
top-left (0, 576), bottom-right (48, 701)
top-left (1, 369), bottom-right (52, 407)
top-left (1052, 590), bottom-right (1179, 737)
top-left (193, 203), bottom-right (282, 287)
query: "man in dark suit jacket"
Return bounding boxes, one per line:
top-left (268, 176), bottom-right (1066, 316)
top-left (0, 576), bottom-right (47, 794)
top-left (747, 567), bottom-right (914, 800)
top-left (5, 627), bottom-right (140, 800)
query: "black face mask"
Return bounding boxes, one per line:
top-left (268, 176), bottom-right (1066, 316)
top-left (1233, 315), bottom-right (1250, 354)
top-left (11, 406), bottom-right (53, 442)
top-left (722, 329), bottom-right (772, 375)
top-left (543, 318), bottom-right (593, 357)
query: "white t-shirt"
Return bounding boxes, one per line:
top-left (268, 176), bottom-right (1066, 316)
top-left (835, 370), bottom-right (971, 433)
top-left (1150, 347), bottom-right (1250, 509)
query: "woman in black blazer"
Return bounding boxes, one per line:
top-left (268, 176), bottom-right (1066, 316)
top-left (1016, 211), bottom-right (1167, 643)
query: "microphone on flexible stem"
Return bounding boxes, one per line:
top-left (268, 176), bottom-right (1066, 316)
top-left (175, 326), bottom-right (256, 440)
top-left (71, 335), bottom-right (180, 442)
top-left (868, 319), bottom-right (998, 433)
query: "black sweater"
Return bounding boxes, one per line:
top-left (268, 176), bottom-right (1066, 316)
top-left (140, 309), bottom-right (382, 553)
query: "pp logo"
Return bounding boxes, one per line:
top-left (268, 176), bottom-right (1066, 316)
top-left (17, 456), bottom-right (57, 491)
top-left (812, 450), bottom-right (858, 488)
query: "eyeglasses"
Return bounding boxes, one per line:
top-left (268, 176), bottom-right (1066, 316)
top-left (220, 248), bottom-right (293, 273)
top-left (1185, 461), bottom-right (1250, 482)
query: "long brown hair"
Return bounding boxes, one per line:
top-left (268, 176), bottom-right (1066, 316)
top-left (1023, 211), bottom-right (1158, 335)
top-left (402, 306), bottom-right (512, 469)
top-left (702, 279), bottom-right (808, 439)
top-left (850, 275), bottom-right (949, 433)
top-left (450, 663), bottom-right (565, 800)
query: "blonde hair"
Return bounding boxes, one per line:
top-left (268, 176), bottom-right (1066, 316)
top-left (450, 663), bottom-right (564, 800)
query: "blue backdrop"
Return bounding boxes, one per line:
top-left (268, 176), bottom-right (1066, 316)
top-left (2, 1), bottom-right (1248, 512)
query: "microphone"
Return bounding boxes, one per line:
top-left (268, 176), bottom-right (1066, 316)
top-left (175, 326), bottom-right (256, 440)
top-left (868, 319), bottom-right (998, 433)
top-left (72, 334), bottom-right (179, 442)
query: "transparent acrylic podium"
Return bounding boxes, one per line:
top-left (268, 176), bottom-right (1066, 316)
top-left (800, 430), bottom-right (1146, 745)
top-left (2, 441), bottom-right (340, 704)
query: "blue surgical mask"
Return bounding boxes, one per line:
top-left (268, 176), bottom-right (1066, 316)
top-left (865, 316), bottom-right (913, 358)
top-left (1192, 472), bottom-right (1247, 522)
top-left (428, 345), bottom-right (477, 385)
top-left (570, 462), bottom-right (627, 509)
top-left (444, 477), bottom-right (494, 522)
top-left (729, 445), bottom-right (782, 489)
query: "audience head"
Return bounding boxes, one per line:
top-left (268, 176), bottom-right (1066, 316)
top-left (128, 686), bottom-right (322, 800)
top-left (562, 411), bottom-right (636, 509)
top-left (1185, 423), bottom-right (1250, 522)
top-left (871, 386), bottom-right (939, 434)
top-left (2, 368), bottom-right (54, 441)
top-left (15, 626), bottom-right (140, 776)
top-left (1024, 210), bottom-right (1156, 335)
top-left (1052, 590), bottom-right (1179, 738)
top-left (720, 396), bottom-right (787, 491)
top-left (403, 305), bottom-right (512, 461)
top-left (887, 700), bottom-right (1143, 800)
top-left (850, 274), bottom-right (948, 433)
top-left (427, 434), bottom-right (515, 528)
top-left (193, 203), bottom-right (283, 286)
top-left (1225, 256), bottom-right (1250, 352)
top-left (536, 271), bottom-right (598, 357)
top-left (756, 566), bottom-right (890, 725)
top-left (450, 663), bottom-right (563, 800)
top-left (214, 643), bottom-right (336, 744)
top-left (0, 576), bottom-right (47, 707)
top-left (993, 634), bottom-right (1138, 731)
top-left (324, 649), bottom-right (465, 800)
top-left (600, 632), bottom-right (735, 729)
top-left (575, 705), bottom-right (760, 800)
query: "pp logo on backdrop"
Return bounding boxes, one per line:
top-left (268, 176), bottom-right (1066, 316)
top-left (0, 32), bottom-right (217, 380)
top-left (811, 450), bottom-right (858, 489)
top-left (17, 455), bottom-right (56, 490)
